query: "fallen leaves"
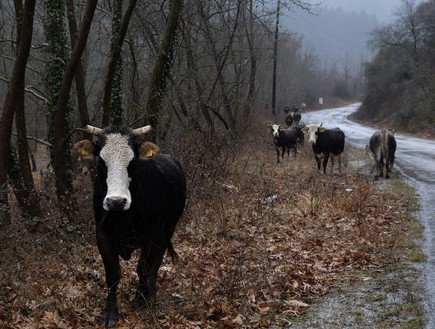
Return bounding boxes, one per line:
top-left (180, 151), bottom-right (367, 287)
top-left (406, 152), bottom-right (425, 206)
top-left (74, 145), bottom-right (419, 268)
top-left (0, 140), bottom-right (416, 328)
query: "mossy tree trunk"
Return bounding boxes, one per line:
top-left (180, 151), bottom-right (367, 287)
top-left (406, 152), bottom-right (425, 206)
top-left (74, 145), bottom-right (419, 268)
top-left (52, 0), bottom-right (98, 199)
top-left (65, 0), bottom-right (91, 133)
top-left (101, 0), bottom-right (138, 127)
top-left (144, 0), bottom-right (183, 138)
top-left (43, 0), bottom-right (74, 197)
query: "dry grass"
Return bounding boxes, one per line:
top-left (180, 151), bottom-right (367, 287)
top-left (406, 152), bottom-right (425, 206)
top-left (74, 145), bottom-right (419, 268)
top-left (0, 128), bottom-right (418, 328)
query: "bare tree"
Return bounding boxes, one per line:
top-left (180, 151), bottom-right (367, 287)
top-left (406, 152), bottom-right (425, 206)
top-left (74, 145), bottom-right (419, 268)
top-left (52, 0), bottom-right (98, 199)
top-left (12, 0), bottom-right (41, 220)
top-left (44, 0), bottom-right (75, 196)
top-left (101, 0), bottom-right (138, 127)
top-left (66, 0), bottom-right (90, 131)
top-left (0, 0), bottom-right (37, 226)
top-left (143, 0), bottom-right (183, 134)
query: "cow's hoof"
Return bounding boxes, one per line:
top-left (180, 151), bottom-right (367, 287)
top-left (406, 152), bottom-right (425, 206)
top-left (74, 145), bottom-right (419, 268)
top-left (133, 291), bottom-right (155, 309)
top-left (100, 311), bottom-right (119, 328)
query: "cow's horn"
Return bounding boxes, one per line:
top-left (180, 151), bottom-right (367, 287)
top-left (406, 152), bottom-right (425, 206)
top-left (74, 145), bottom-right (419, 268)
top-left (85, 124), bottom-right (103, 136)
top-left (131, 125), bottom-right (152, 137)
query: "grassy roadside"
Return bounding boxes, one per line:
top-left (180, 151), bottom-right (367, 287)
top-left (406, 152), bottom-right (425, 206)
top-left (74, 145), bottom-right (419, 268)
top-left (290, 147), bottom-right (426, 329)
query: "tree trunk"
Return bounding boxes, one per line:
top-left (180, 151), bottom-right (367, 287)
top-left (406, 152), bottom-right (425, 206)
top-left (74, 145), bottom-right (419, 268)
top-left (11, 0), bottom-right (42, 219)
top-left (53, 0), bottom-right (98, 198)
top-left (200, 0), bottom-right (241, 131)
top-left (15, 82), bottom-right (42, 218)
top-left (44, 0), bottom-right (73, 197)
top-left (271, 0), bottom-right (280, 120)
top-left (0, 0), bottom-right (37, 227)
top-left (65, 0), bottom-right (91, 133)
top-left (101, 0), bottom-right (138, 127)
top-left (243, 0), bottom-right (257, 123)
top-left (181, 14), bottom-right (213, 129)
top-left (144, 0), bottom-right (183, 135)
top-left (0, 0), bottom-right (36, 226)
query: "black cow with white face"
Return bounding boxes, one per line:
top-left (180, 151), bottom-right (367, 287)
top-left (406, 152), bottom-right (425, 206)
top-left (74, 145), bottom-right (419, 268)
top-left (74, 125), bottom-right (186, 327)
top-left (303, 123), bottom-right (345, 174)
top-left (269, 123), bottom-right (298, 162)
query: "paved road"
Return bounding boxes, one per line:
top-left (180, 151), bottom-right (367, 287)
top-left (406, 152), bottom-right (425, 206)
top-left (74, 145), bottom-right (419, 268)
top-left (303, 103), bottom-right (435, 328)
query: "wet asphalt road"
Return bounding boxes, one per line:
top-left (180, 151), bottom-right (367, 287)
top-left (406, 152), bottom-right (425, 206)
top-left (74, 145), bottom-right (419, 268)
top-left (302, 103), bottom-right (435, 328)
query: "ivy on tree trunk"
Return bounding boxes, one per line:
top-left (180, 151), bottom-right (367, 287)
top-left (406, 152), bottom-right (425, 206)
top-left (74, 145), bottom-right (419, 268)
top-left (144, 0), bottom-right (183, 136)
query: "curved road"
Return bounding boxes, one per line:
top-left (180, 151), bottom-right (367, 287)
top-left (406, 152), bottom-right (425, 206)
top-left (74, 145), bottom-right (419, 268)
top-left (303, 103), bottom-right (435, 328)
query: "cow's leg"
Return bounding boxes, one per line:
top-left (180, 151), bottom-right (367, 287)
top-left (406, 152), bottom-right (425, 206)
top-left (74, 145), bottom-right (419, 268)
top-left (314, 154), bottom-right (321, 172)
top-left (379, 157), bottom-right (384, 178)
top-left (275, 147), bottom-right (280, 163)
top-left (323, 154), bottom-right (329, 174)
top-left (135, 238), bottom-right (165, 306)
top-left (337, 154), bottom-right (342, 174)
top-left (385, 159), bottom-right (391, 178)
top-left (329, 154), bottom-right (335, 174)
top-left (97, 237), bottom-right (121, 327)
top-left (373, 161), bottom-right (380, 179)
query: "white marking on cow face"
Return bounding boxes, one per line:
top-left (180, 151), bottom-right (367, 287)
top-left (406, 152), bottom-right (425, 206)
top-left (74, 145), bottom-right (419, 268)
top-left (99, 133), bottom-right (134, 211)
top-left (270, 124), bottom-right (281, 138)
top-left (305, 124), bottom-right (321, 144)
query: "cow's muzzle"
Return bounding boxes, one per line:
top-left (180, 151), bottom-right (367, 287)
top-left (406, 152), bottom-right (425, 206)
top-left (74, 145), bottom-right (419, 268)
top-left (104, 196), bottom-right (129, 211)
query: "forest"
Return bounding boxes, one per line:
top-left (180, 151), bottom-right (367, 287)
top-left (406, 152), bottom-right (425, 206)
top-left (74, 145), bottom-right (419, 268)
top-left (354, 0), bottom-right (435, 137)
top-left (0, 0), bottom-right (427, 327)
top-left (0, 0), bottom-right (363, 225)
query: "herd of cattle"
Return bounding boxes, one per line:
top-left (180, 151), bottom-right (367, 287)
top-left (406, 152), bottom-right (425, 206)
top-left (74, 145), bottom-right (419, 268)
top-left (269, 106), bottom-right (397, 179)
top-left (71, 107), bottom-right (397, 326)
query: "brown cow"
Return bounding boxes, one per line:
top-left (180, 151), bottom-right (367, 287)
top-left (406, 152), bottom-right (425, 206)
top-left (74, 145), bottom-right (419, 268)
top-left (368, 128), bottom-right (397, 179)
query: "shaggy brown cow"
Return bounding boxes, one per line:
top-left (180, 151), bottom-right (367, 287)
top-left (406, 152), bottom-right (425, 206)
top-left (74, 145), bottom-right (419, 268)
top-left (368, 128), bottom-right (397, 179)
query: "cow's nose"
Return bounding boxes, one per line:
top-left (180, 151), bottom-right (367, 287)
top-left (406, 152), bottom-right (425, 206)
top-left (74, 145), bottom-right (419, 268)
top-left (105, 196), bottom-right (127, 211)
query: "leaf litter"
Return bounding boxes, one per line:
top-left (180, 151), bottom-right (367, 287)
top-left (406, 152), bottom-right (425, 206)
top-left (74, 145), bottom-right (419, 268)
top-left (0, 137), bottom-right (424, 328)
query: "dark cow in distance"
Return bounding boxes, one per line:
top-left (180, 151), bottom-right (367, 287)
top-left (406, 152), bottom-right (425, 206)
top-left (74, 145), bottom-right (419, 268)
top-left (289, 124), bottom-right (305, 150)
top-left (368, 128), bottom-right (397, 179)
top-left (284, 111), bottom-right (302, 127)
top-left (74, 125), bottom-right (186, 327)
top-left (269, 123), bottom-right (298, 162)
top-left (303, 123), bottom-right (345, 174)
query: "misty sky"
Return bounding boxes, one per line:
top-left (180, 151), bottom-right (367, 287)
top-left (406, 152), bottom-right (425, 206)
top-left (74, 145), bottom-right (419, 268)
top-left (324, 0), bottom-right (426, 23)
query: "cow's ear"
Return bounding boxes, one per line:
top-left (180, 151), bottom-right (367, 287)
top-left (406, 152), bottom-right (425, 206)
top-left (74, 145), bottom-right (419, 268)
top-left (318, 127), bottom-right (326, 133)
top-left (74, 140), bottom-right (95, 160)
top-left (139, 141), bottom-right (160, 160)
top-left (301, 127), bottom-right (308, 133)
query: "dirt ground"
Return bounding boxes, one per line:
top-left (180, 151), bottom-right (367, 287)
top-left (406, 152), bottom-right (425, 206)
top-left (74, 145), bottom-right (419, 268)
top-left (0, 133), bottom-right (425, 328)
